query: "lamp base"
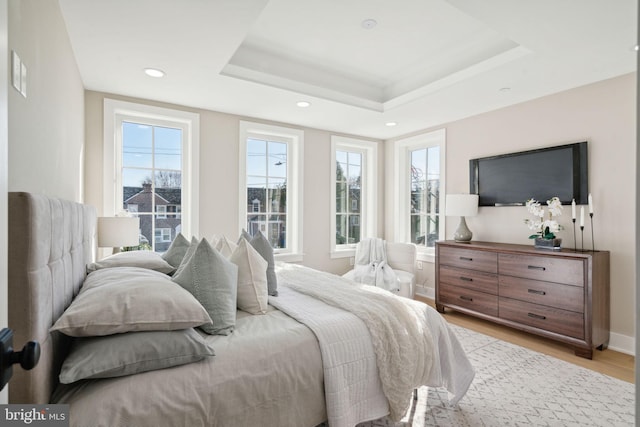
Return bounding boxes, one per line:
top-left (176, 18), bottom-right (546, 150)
top-left (453, 216), bottom-right (473, 243)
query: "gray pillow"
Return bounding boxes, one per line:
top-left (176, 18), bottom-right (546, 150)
top-left (51, 267), bottom-right (213, 336)
top-left (172, 238), bottom-right (238, 335)
top-left (59, 328), bottom-right (215, 383)
top-left (237, 229), bottom-right (252, 244)
top-left (86, 250), bottom-right (175, 274)
top-left (173, 236), bottom-right (199, 278)
top-left (161, 233), bottom-right (191, 269)
top-left (250, 232), bottom-right (277, 296)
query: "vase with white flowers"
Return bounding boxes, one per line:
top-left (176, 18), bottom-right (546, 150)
top-left (524, 197), bottom-right (563, 249)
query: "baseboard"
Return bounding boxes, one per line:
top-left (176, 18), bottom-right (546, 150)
top-left (414, 287), bottom-right (636, 357)
top-left (415, 287), bottom-right (434, 300)
top-left (608, 332), bottom-right (635, 356)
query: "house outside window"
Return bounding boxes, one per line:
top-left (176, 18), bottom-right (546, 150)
top-left (393, 129), bottom-right (445, 258)
top-left (103, 99), bottom-right (199, 253)
top-left (330, 136), bottom-right (378, 258)
top-left (239, 121), bottom-right (303, 261)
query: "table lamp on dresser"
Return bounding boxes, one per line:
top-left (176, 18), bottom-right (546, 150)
top-left (445, 194), bottom-right (479, 243)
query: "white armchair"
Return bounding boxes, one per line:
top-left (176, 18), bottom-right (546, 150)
top-left (343, 241), bottom-right (417, 299)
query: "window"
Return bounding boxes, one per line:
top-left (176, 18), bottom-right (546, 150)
top-left (156, 205), bottom-right (167, 219)
top-left (331, 136), bottom-right (378, 257)
top-left (393, 129), bottom-right (445, 257)
top-left (155, 228), bottom-right (172, 243)
top-left (104, 99), bottom-right (199, 253)
top-left (239, 121), bottom-right (303, 261)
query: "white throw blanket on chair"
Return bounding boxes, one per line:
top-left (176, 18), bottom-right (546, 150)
top-left (353, 238), bottom-right (398, 292)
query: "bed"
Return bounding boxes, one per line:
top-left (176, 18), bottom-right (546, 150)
top-left (8, 192), bottom-right (474, 427)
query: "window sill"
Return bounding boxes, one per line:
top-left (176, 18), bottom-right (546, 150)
top-left (275, 252), bottom-right (304, 263)
top-left (416, 249), bottom-right (435, 264)
top-left (330, 248), bottom-right (356, 259)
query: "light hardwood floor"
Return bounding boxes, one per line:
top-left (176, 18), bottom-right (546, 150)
top-left (415, 295), bottom-right (635, 384)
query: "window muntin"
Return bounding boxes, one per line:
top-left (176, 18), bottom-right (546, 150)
top-left (335, 150), bottom-right (362, 245)
top-left (330, 136), bottom-right (378, 256)
top-left (246, 138), bottom-right (288, 249)
top-left (410, 146), bottom-right (441, 247)
top-left (393, 129), bottom-right (445, 257)
top-left (121, 121), bottom-right (182, 252)
top-left (239, 121), bottom-right (303, 261)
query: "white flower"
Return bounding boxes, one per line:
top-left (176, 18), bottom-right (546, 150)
top-left (524, 196), bottom-right (563, 239)
top-left (547, 197), bottom-right (563, 217)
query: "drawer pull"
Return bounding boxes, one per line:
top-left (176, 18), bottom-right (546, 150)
top-left (527, 313), bottom-right (546, 320)
top-left (459, 257), bottom-right (473, 261)
top-left (527, 289), bottom-right (546, 296)
top-left (459, 276), bottom-right (473, 282)
top-left (527, 265), bottom-right (546, 271)
top-left (459, 295), bottom-right (473, 302)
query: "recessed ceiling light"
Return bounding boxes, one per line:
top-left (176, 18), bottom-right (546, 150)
top-left (144, 68), bottom-right (165, 78)
top-left (635, 45), bottom-right (639, 51)
top-left (361, 19), bottom-right (377, 30)
top-left (296, 101), bottom-right (311, 108)
top-left (385, 122), bottom-right (397, 127)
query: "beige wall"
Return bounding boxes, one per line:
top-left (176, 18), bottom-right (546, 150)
top-left (386, 73), bottom-right (636, 349)
top-left (7, 0), bottom-right (84, 202)
top-left (84, 91), bottom-right (384, 274)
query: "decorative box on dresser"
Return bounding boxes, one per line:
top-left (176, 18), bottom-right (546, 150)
top-left (435, 240), bottom-right (610, 359)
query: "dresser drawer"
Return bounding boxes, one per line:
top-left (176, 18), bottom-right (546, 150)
top-left (498, 254), bottom-right (584, 286)
top-left (440, 265), bottom-right (498, 295)
top-left (499, 276), bottom-right (584, 313)
top-left (439, 246), bottom-right (497, 273)
top-left (499, 297), bottom-right (584, 339)
top-left (439, 284), bottom-right (498, 317)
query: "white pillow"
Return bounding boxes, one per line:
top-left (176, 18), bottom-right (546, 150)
top-left (51, 267), bottom-right (212, 337)
top-left (86, 250), bottom-right (175, 274)
top-left (230, 238), bottom-right (268, 314)
top-left (215, 236), bottom-right (237, 258)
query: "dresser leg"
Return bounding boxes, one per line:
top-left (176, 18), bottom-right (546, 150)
top-left (597, 342), bottom-right (609, 351)
top-left (574, 347), bottom-right (593, 359)
top-left (436, 303), bottom-right (445, 313)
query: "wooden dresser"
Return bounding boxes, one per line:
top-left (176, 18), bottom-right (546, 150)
top-left (435, 240), bottom-right (610, 359)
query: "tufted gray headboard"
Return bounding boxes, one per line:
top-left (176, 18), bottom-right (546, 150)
top-left (7, 192), bottom-right (96, 403)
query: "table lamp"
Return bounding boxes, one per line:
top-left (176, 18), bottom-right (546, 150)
top-left (445, 194), bottom-right (479, 243)
top-left (98, 216), bottom-right (140, 253)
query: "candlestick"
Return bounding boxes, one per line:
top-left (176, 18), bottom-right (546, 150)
top-left (580, 206), bottom-right (584, 227)
top-left (590, 212), bottom-right (595, 251)
top-left (571, 199), bottom-right (576, 220)
top-left (580, 225), bottom-right (585, 252)
top-left (572, 218), bottom-right (577, 252)
top-left (588, 193), bottom-right (593, 214)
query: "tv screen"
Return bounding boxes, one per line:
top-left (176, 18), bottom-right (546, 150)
top-left (469, 142), bottom-right (588, 207)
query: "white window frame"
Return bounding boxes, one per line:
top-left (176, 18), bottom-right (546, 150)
top-left (103, 99), bottom-right (200, 240)
top-left (238, 121), bottom-right (304, 262)
top-left (156, 205), bottom-right (167, 219)
top-left (330, 136), bottom-right (378, 258)
top-left (393, 129), bottom-right (446, 262)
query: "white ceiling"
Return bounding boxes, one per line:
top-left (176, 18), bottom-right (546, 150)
top-left (58, 0), bottom-right (637, 139)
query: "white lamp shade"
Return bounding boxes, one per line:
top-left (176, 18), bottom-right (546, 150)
top-left (98, 217), bottom-right (140, 247)
top-left (445, 194), bottom-right (479, 217)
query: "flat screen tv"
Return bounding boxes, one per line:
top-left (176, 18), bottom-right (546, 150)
top-left (469, 142), bottom-right (588, 207)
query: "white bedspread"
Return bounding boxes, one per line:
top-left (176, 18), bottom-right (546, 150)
top-left (269, 287), bottom-right (390, 427)
top-left (275, 263), bottom-right (475, 422)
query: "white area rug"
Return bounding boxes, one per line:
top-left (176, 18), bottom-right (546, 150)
top-left (358, 324), bottom-right (635, 427)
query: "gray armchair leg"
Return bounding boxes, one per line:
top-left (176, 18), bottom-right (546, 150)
top-left (413, 388), bottom-right (418, 401)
